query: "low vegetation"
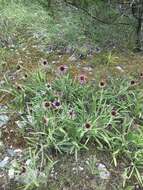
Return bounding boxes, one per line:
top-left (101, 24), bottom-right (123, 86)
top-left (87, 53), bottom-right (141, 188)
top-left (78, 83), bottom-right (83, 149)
top-left (0, 0), bottom-right (143, 189)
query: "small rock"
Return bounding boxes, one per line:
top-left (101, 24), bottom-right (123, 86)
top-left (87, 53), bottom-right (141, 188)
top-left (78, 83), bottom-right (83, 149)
top-left (7, 149), bottom-right (16, 157)
top-left (82, 66), bottom-right (93, 72)
top-left (79, 166), bottom-right (84, 171)
top-left (52, 61), bottom-right (56, 64)
top-left (72, 167), bottom-right (76, 171)
top-left (0, 105), bottom-right (7, 111)
top-left (65, 46), bottom-right (74, 54)
top-left (25, 159), bottom-right (32, 166)
top-left (68, 54), bottom-right (77, 61)
top-left (115, 66), bottom-right (124, 72)
top-left (0, 115), bottom-right (9, 128)
top-left (15, 120), bottom-right (26, 128)
top-left (0, 80), bottom-right (5, 86)
top-left (27, 115), bottom-right (33, 124)
top-left (0, 157), bottom-right (9, 168)
top-left (14, 149), bottom-right (22, 154)
top-left (11, 159), bottom-right (19, 168)
top-left (8, 168), bottom-right (15, 179)
top-left (97, 163), bottom-right (110, 180)
top-left (134, 184), bottom-right (142, 190)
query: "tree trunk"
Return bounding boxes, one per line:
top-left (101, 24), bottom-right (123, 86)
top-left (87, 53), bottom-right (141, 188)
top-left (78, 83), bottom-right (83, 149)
top-left (132, 0), bottom-right (143, 51)
top-left (48, 0), bottom-right (51, 8)
top-left (136, 18), bottom-right (143, 51)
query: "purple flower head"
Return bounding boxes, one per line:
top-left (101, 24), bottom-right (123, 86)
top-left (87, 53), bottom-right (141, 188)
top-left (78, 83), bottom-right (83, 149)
top-left (17, 85), bottom-right (22, 90)
top-left (15, 83), bottom-right (23, 91)
top-left (58, 65), bottom-right (68, 75)
top-left (43, 60), bottom-right (48, 66)
top-left (68, 109), bottom-right (76, 120)
top-left (78, 74), bottom-right (87, 84)
top-left (24, 73), bottom-right (28, 78)
top-left (45, 83), bottom-right (52, 90)
top-left (140, 72), bottom-right (143, 79)
top-left (52, 100), bottom-right (61, 109)
top-left (40, 59), bottom-right (49, 69)
top-left (111, 108), bottom-right (117, 117)
top-left (42, 101), bottom-right (51, 110)
top-left (23, 73), bottom-right (28, 80)
top-left (99, 80), bottom-right (106, 88)
top-left (130, 80), bottom-right (137, 86)
top-left (84, 122), bottom-right (92, 130)
top-left (16, 64), bottom-right (21, 70)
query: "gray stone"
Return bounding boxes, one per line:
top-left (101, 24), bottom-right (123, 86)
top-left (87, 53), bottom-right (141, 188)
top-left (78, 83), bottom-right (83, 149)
top-left (115, 66), bottom-right (124, 73)
top-left (8, 168), bottom-right (15, 179)
top-left (82, 66), bottom-right (93, 72)
top-left (0, 115), bottom-right (9, 128)
top-left (7, 149), bottom-right (16, 157)
top-left (97, 163), bottom-right (110, 180)
top-left (68, 54), bottom-right (77, 61)
top-left (0, 157), bottom-right (9, 168)
top-left (0, 80), bottom-right (5, 86)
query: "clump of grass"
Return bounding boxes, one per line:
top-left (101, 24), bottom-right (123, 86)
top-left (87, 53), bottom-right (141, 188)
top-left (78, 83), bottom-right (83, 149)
top-left (1, 67), bottom-right (143, 187)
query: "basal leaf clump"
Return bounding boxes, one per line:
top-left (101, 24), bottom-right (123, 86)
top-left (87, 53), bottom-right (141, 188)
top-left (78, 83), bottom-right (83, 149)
top-left (1, 68), bottom-right (143, 187)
